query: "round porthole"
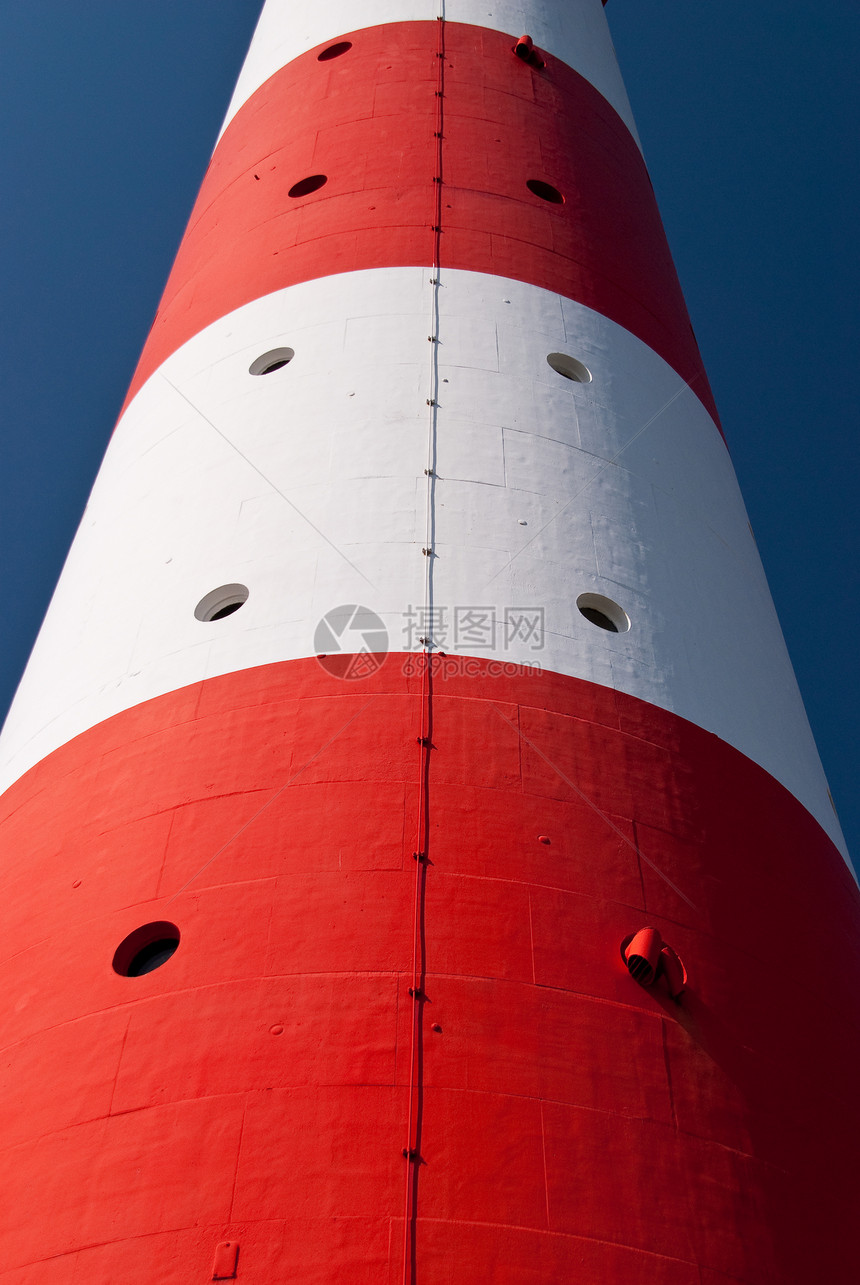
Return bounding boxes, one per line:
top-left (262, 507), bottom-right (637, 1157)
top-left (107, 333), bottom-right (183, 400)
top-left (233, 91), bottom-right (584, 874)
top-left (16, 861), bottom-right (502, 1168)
top-left (576, 593), bottom-right (630, 634)
top-left (318, 41), bottom-right (352, 61)
top-left (113, 922), bottom-right (180, 977)
top-left (288, 174), bottom-right (327, 198)
top-left (527, 178), bottom-right (564, 205)
top-left (249, 347), bottom-right (294, 376)
top-left (194, 584), bottom-right (249, 622)
top-left (547, 352), bottom-right (592, 383)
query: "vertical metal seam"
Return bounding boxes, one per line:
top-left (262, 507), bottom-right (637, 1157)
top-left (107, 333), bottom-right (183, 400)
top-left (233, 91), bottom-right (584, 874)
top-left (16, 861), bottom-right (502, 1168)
top-left (401, 8), bottom-right (446, 1283)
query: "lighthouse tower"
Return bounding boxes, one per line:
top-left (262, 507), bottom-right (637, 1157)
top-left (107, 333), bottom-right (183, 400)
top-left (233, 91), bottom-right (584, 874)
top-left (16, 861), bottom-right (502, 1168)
top-left (1, 2), bottom-right (858, 1282)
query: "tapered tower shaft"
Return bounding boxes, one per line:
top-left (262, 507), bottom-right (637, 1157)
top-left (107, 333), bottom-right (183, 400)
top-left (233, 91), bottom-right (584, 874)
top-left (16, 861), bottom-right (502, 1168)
top-left (1, 3), bottom-right (858, 1282)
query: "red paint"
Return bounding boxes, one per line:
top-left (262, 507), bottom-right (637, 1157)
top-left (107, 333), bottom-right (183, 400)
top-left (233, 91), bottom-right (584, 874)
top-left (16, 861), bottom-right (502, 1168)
top-left (212, 1241), bottom-right (239, 1280)
top-left (623, 925), bottom-right (663, 984)
top-left (0, 656), bottom-right (857, 1281)
top-left (514, 34), bottom-right (545, 70)
top-left (623, 927), bottom-right (688, 998)
top-left (659, 943), bottom-right (688, 998)
top-left (119, 22), bottom-right (719, 428)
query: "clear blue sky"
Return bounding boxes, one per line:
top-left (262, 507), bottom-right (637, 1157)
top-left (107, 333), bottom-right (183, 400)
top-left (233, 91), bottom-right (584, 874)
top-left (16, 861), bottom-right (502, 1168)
top-left (1, 1), bottom-right (857, 864)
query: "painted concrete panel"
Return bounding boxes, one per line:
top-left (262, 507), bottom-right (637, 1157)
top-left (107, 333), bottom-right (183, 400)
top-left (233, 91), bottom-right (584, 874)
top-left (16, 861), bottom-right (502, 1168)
top-left (0, 269), bottom-right (842, 854)
top-left (218, 0), bottom-right (640, 147)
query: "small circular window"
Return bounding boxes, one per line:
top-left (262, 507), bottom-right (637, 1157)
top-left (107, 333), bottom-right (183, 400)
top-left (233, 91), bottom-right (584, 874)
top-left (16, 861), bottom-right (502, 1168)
top-left (318, 41), bottom-right (352, 61)
top-left (576, 593), bottom-right (630, 634)
top-left (527, 179), bottom-right (564, 205)
top-left (195, 584), bottom-right (249, 622)
top-left (288, 174), bottom-right (327, 198)
top-left (249, 347), bottom-right (294, 376)
top-left (547, 352), bottom-right (592, 383)
top-left (113, 922), bottom-right (180, 977)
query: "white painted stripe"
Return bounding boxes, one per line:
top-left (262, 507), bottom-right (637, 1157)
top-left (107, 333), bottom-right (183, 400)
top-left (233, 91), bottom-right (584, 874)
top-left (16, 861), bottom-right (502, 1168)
top-left (0, 268), bottom-right (843, 856)
top-left (217, 0), bottom-right (641, 150)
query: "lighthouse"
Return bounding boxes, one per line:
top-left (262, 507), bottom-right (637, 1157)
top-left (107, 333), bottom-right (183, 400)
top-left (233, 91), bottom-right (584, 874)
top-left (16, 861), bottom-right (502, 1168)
top-left (1, 0), bottom-right (858, 1280)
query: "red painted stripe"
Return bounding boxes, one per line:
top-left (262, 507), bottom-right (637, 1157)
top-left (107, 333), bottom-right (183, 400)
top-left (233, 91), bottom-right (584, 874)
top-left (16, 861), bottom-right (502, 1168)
top-left (1, 656), bottom-right (856, 1280)
top-left (121, 22), bottom-right (719, 428)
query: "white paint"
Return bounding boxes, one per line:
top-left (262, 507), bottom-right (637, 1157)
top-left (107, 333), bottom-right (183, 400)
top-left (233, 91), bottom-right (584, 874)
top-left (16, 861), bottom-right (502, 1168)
top-left (217, 0), bottom-right (641, 150)
top-left (0, 268), bottom-right (845, 858)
